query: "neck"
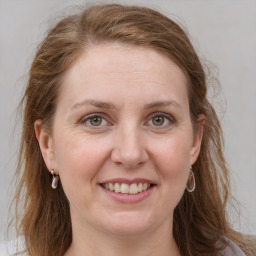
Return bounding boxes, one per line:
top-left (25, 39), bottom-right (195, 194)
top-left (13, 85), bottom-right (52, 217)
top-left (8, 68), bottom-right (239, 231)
top-left (65, 217), bottom-right (181, 256)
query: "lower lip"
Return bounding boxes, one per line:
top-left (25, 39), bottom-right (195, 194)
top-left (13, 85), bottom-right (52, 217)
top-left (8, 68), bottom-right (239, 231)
top-left (100, 185), bottom-right (155, 204)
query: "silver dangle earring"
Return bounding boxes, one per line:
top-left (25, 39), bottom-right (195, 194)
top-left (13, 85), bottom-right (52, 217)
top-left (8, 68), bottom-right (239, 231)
top-left (186, 167), bottom-right (196, 192)
top-left (51, 169), bottom-right (59, 189)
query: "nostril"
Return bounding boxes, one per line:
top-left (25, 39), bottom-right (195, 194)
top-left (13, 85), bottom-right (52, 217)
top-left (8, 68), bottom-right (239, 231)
top-left (111, 149), bottom-right (147, 168)
top-left (111, 143), bottom-right (149, 168)
top-left (115, 159), bottom-right (146, 169)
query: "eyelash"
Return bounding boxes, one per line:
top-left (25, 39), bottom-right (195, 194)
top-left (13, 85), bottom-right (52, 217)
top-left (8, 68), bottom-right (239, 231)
top-left (79, 112), bottom-right (175, 129)
top-left (80, 113), bottom-right (110, 128)
top-left (145, 112), bottom-right (175, 128)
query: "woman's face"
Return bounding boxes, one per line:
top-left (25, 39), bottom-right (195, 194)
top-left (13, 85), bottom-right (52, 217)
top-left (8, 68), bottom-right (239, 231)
top-left (37, 43), bottom-right (203, 237)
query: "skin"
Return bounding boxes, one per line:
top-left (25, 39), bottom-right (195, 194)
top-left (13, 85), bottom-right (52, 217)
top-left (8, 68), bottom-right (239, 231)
top-left (35, 43), bottom-right (204, 256)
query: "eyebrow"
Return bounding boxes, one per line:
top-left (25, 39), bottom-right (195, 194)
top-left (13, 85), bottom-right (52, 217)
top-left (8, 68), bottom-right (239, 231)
top-left (144, 100), bottom-right (182, 109)
top-left (71, 99), bottom-right (117, 110)
top-left (71, 99), bottom-right (182, 111)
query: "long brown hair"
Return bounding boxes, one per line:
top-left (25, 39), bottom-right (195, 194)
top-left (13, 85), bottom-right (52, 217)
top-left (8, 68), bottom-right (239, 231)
top-left (11, 4), bottom-right (250, 256)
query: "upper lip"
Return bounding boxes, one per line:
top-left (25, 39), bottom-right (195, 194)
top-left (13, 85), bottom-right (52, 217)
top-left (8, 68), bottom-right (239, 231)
top-left (99, 178), bottom-right (156, 185)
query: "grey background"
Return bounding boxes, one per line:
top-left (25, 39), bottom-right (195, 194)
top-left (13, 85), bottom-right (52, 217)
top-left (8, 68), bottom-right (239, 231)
top-left (0, 0), bottom-right (255, 242)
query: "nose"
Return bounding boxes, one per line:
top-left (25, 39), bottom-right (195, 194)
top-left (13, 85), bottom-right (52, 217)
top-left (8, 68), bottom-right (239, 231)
top-left (111, 124), bottom-right (149, 169)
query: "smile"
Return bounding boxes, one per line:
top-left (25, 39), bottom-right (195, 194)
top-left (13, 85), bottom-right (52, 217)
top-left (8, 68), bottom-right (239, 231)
top-left (101, 182), bottom-right (153, 195)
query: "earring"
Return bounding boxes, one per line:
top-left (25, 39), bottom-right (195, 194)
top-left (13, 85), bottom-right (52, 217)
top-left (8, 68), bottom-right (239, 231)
top-left (51, 169), bottom-right (59, 189)
top-left (186, 167), bottom-right (196, 192)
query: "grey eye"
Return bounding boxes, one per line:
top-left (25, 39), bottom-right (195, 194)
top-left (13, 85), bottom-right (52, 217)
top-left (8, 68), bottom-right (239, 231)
top-left (152, 116), bottom-right (165, 126)
top-left (89, 116), bottom-right (103, 126)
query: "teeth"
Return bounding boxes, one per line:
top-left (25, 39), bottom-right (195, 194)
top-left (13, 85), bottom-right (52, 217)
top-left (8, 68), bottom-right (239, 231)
top-left (102, 182), bottom-right (152, 194)
top-left (143, 183), bottom-right (148, 191)
top-left (120, 183), bottom-right (129, 194)
top-left (109, 183), bottom-right (114, 191)
top-left (114, 183), bottom-right (121, 193)
top-left (129, 183), bottom-right (138, 194)
top-left (138, 183), bottom-right (143, 192)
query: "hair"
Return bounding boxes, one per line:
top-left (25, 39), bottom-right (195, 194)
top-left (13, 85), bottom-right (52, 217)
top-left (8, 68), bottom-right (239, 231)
top-left (10, 3), bottom-right (252, 256)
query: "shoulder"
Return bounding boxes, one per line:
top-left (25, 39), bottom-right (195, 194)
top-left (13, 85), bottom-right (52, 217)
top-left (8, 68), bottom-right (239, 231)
top-left (221, 237), bottom-right (247, 256)
top-left (0, 238), bottom-right (26, 256)
top-left (0, 241), bottom-right (12, 256)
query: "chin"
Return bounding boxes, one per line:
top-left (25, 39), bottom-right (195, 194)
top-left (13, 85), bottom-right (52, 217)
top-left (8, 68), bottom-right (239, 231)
top-left (99, 211), bottom-right (156, 237)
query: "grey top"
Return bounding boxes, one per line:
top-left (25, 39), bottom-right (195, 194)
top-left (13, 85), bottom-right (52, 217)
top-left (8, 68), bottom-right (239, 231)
top-left (221, 237), bottom-right (247, 256)
top-left (0, 237), bottom-right (247, 256)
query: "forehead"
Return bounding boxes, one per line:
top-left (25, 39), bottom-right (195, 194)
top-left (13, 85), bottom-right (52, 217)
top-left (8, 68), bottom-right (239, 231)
top-left (60, 43), bottom-right (189, 106)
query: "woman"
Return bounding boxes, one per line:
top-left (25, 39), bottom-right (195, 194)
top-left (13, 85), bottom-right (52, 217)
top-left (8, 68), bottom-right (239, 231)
top-left (8, 3), bottom-right (253, 256)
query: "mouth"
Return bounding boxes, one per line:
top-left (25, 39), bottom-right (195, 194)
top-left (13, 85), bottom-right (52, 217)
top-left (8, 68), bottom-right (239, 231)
top-left (100, 182), bottom-right (155, 195)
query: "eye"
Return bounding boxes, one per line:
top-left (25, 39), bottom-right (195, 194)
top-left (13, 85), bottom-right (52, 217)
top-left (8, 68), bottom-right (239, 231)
top-left (89, 116), bottom-right (103, 126)
top-left (152, 116), bottom-right (165, 126)
top-left (81, 114), bottom-right (109, 127)
top-left (146, 113), bottom-right (175, 128)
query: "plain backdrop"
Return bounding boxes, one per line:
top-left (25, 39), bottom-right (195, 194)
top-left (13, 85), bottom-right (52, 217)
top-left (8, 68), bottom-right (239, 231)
top-left (0, 0), bottom-right (255, 242)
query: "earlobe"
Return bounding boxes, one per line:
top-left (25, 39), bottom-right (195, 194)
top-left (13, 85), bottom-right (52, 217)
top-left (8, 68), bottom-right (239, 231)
top-left (34, 120), bottom-right (55, 171)
top-left (190, 115), bottom-right (205, 165)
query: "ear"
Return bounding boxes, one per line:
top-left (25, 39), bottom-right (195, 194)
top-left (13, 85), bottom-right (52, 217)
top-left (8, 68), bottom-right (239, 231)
top-left (190, 114), bottom-right (205, 165)
top-left (34, 120), bottom-right (57, 174)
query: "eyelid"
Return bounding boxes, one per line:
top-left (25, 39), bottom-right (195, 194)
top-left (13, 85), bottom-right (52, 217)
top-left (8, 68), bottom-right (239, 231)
top-left (145, 112), bottom-right (175, 127)
top-left (78, 111), bottom-right (175, 128)
top-left (79, 112), bottom-right (112, 127)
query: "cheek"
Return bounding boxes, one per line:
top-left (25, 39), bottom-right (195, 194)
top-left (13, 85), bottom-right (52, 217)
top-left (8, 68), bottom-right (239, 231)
top-left (153, 133), bottom-right (192, 171)
top-left (53, 132), bottom-right (109, 194)
top-left (151, 135), bottom-right (191, 199)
